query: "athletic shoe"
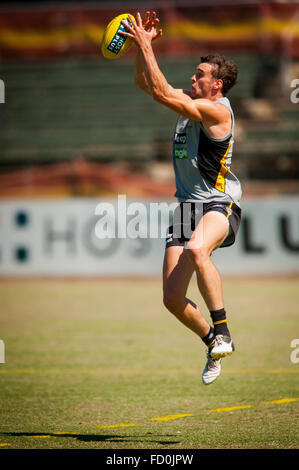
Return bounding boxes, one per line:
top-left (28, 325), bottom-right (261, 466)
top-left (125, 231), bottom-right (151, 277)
top-left (209, 334), bottom-right (235, 360)
top-left (202, 351), bottom-right (221, 385)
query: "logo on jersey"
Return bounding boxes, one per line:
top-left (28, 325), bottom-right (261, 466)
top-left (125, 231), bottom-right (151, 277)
top-left (165, 232), bottom-right (173, 245)
top-left (174, 132), bottom-right (188, 159)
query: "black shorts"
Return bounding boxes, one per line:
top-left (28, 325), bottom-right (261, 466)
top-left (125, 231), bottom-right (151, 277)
top-left (166, 201), bottom-right (242, 249)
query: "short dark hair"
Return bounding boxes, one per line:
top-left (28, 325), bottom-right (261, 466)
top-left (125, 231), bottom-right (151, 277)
top-left (200, 54), bottom-right (238, 95)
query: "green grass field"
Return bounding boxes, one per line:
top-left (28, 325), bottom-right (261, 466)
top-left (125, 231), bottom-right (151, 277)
top-left (0, 277), bottom-right (298, 449)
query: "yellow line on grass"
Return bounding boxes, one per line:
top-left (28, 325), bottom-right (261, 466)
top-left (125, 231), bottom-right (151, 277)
top-left (150, 414), bottom-right (193, 421)
top-left (52, 432), bottom-right (77, 435)
top-left (263, 398), bottom-right (299, 405)
top-left (95, 423), bottom-right (140, 429)
top-left (0, 443), bottom-right (11, 447)
top-left (15, 398), bottom-right (297, 436)
top-left (78, 398), bottom-right (299, 430)
top-left (95, 414), bottom-right (193, 429)
top-left (210, 405), bottom-right (253, 413)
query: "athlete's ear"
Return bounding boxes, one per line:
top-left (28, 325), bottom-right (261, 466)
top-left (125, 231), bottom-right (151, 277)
top-left (214, 79), bottom-right (223, 91)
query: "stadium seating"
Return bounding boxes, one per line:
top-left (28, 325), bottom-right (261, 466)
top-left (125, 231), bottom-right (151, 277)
top-left (0, 54), bottom-right (298, 181)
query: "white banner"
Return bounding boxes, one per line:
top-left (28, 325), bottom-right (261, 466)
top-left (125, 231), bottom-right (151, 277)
top-left (0, 196), bottom-right (298, 276)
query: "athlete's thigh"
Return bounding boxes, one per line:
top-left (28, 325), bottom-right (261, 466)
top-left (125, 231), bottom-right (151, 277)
top-left (187, 210), bottom-right (229, 254)
top-left (163, 245), bottom-right (195, 298)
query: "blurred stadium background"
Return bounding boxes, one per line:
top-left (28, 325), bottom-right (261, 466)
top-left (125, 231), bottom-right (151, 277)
top-left (0, 0), bottom-right (299, 276)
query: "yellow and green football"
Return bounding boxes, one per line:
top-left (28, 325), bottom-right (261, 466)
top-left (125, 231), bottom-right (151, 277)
top-left (101, 13), bottom-right (135, 60)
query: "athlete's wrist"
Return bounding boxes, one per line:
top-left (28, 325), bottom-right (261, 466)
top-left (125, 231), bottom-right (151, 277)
top-left (138, 40), bottom-right (154, 55)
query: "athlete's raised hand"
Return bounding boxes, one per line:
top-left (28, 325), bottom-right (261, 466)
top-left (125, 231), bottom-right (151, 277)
top-left (120, 12), bottom-right (162, 47)
top-left (142, 11), bottom-right (163, 41)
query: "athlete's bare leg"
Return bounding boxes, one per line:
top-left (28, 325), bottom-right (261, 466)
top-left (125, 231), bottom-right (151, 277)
top-left (186, 211), bottom-right (230, 311)
top-left (163, 246), bottom-right (210, 338)
top-left (163, 211), bottom-right (230, 338)
top-left (163, 211), bottom-right (232, 383)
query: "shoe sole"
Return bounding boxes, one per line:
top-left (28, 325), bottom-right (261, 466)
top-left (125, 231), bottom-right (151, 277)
top-left (210, 350), bottom-right (234, 360)
top-left (210, 342), bottom-right (235, 360)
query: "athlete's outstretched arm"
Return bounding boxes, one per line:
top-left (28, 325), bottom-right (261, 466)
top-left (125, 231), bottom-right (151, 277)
top-left (135, 48), bottom-right (150, 94)
top-left (135, 43), bottom-right (190, 99)
top-left (122, 13), bottom-right (226, 124)
top-left (134, 11), bottom-right (162, 95)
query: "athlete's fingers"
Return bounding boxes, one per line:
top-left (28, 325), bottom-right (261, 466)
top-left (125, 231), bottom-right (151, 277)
top-left (121, 19), bottom-right (134, 33)
top-left (151, 12), bottom-right (160, 28)
top-left (136, 12), bottom-right (142, 27)
top-left (143, 11), bottom-right (150, 27)
top-left (119, 21), bottom-right (135, 39)
top-left (144, 12), bottom-right (158, 32)
top-left (149, 13), bottom-right (154, 27)
top-left (118, 30), bottom-right (134, 39)
top-left (128, 13), bottom-right (138, 28)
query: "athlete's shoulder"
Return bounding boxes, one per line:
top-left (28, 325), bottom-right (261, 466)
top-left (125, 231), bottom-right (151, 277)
top-left (216, 97), bottom-right (233, 112)
top-left (192, 98), bottom-right (231, 122)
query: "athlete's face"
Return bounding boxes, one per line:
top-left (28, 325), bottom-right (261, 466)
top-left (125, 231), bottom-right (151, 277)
top-left (190, 63), bottom-right (222, 99)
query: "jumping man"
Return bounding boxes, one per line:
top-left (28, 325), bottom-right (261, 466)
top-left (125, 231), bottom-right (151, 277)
top-left (121, 12), bottom-right (242, 384)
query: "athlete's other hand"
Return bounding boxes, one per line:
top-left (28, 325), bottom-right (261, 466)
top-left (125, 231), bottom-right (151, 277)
top-left (142, 11), bottom-right (163, 41)
top-left (120, 12), bottom-right (162, 46)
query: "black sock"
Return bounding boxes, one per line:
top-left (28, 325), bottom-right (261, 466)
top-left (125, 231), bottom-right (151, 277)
top-left (210, 308), bottom-right (230, 337)
top-left (201, 326), bottom-right (215, 348)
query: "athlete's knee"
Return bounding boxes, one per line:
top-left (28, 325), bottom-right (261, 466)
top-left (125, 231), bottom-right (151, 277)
top-left (186, 245), bottom-right (210, 268)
